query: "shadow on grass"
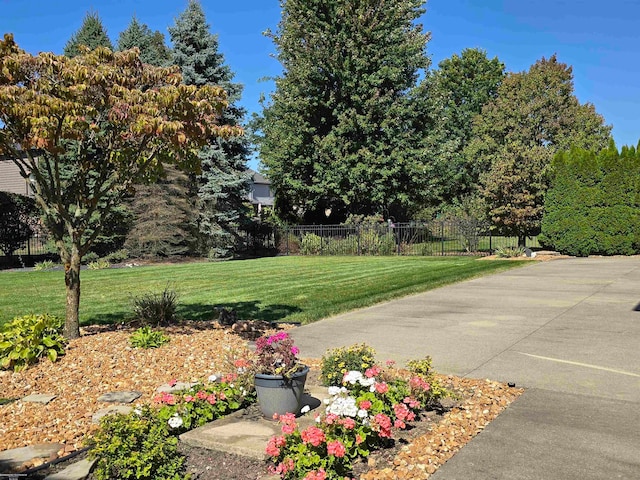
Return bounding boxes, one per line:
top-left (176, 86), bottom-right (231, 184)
top-left (180, 300), bottom-right (302, 323)
top-left (80, 300), bottom-right (302, 328)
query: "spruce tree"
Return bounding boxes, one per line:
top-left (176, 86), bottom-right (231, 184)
top-left (117, 16), bottom-right (172, 66)
top-left (256, 0), bottom-right (430, 223)
top-left (169, 0), bottom-right (249, 257)
top-left (64, 11), bottom-right (113, 57)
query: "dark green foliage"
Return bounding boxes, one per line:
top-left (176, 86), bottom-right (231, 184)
top-left (87, 406), bottom-right (187, 480)
top-left (117, 16), bottom-right (172, 66)
top-left (169, 0), bottom-right (250, 257)
top-left (0, 314), bottom-right (66, 371)
top-left (131, 286), bottom-right (179, 326)
top-left (63, 11), bottom-right (113, 57)
top-left (413, 49), bottom-right (505, 206)
top-left (257, 0), bottom-right (431, 223)
top-left (0, 192), bottom-right (37, 256)
top-left (540, 142), bottom-right (640, 256)
top-left (468, 55), bottom-right (611, 244)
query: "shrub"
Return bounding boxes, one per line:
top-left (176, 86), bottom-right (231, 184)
top-left (131, 286), bottom-right (178, 326)
top-left (300, 233), bottom-right (323, 255)
top-left (82, 251), bottom-right (100, 264)
top-left (494, 246), bottom-right (525, 258)
top-left (87, 405), bottom-right (188, 480)
top-left (406, 356), bottom-right (452, 407)
top-left (103, 248), bottom-right (129, 263)
top-left (321, 344), bottom-right (376, 386)
top-left (540, 144), bottom-right (640, 256)
top-left (88, 258), bottom-right (111, 270)
top-left (33, 260), bottom-right (57, 271)
top-left (278, 232), bottom-right (301, 254)
top-left (0, 314), bottom-right (66, 372)
top-left (130, 327), bottom-right (170, 349)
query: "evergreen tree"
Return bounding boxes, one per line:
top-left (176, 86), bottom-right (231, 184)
top-left (169, 0), bottom-right (249, 257)
top-left (64, 11), bottom-right (113, 57)
top-left (467, 55), bottom-right (611, 245)
top-left (413, 49), bottom-right (505, 207)
top-left (256, 0), bottom-right (431, 223)
top-left (117, 16), bottom-right (172, 66)
top-left (540, 141), bottom-right (640, 256)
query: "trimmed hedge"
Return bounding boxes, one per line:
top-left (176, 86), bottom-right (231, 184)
top-left (540, 141), bottom-right (640, 256)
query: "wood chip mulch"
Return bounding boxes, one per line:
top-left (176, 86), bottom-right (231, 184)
top-left (0, 323), bottom-right (523, 479)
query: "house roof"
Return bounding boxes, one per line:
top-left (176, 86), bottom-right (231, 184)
top-left (247, 169), bottom-right (271, 185)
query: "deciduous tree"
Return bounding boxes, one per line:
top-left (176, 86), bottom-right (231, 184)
top-left (0, 34), bottom-right (239, 338)
top-left (256, 0), bottom-right (431, 223)
top-left (467, 55), bottom-right (611, 245)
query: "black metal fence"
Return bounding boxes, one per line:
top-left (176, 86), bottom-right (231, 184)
top-left (241, 221), bottom-right (539, 257)
top-left (0, 234), bottom-right (57, 268)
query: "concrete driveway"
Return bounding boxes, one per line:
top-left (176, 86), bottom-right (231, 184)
top-left (290, 257), bottom-right (640, 479)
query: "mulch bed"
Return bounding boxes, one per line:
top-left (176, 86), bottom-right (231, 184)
top-left (0, 322), bottom-right (523, 479)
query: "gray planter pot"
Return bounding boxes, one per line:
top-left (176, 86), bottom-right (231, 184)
top-left (254, 365), bottom-right (309, 418)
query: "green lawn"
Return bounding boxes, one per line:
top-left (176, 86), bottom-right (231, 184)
top-left (0, 256), bottom-right (525, 327)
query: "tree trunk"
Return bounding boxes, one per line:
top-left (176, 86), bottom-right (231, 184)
top-left (518, 235), bottom-right (526, 248)
top-left (63, 248), bottom-right (82, 339)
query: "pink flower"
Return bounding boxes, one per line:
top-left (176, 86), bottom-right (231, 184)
top-left (404, 396), bottom-right (421, 409)
top-left (291, 346), bottom-right (300, 355)
top-left (358, 400), bottom-right (372, 410)
top-left (196, 390), bottom-right (207, 400)
top-left (266, 436), bottom-right (286, 457)
top-left (300, 426), bottom-right (326, 447)
top-left (222, 373), bottom-right (238, 383)
top-left (374, 382), bottom-right (389, 394)
top-left (355, 434), bottom-right (364, 445)
top-left (372, 413), bottom-right (393, 438)
top-left (206, 394), bottom-right (217, 405)
top-left (394, 419), bottom-right (406, 429)
top-left (158, 392), bottom-right (176, 405)
top-left (184, 395), bottom-right (195, 403)
top-left (339, 417), bottom-right (356, 430)
top-left (324, 413), bottom-right (339, 425)
top-left (218, 392), bottom-right (226, 401)
top-left (277, 412), bottom-right (298, 435)
top-left (409, 376), bottom-right (430, 392)
top-left (269, 458), bottom-right (295, 475)
top-left (168, 379), bottom-right (178, 387)
top-left (327, 439), bottom-right (346, 457)
top-left (304, 469), bottom-right (327, 480)
top-left (385, 359), bottom-right (396, 367)
top-left (365, 366), bottom-right (381, 378)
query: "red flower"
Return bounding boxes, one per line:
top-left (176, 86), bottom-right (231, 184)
top-left (375, 382), bottom-right (389, 394)
top-left (300, 426), bottom-right (326, 447)
top-left (327, 439), bottom-right (346, 458)
top-left (358, 400), bottom-right (372, 410)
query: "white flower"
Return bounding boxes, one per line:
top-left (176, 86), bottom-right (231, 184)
top-left (240, 387), bottom-right (247, 396)
top-left (168, 414), bottom-right (183, 429)
top-left (133, 407), bottom-right (142, 416)
top-left (300, 405), bottom-right (311, 414)
top-left (357, 409), bottom-right (369, 418)
top-left (208, 374), bottom-right (218, 382)
top-left (343, 371), bottom-right (363, 385)
top-left (359, 377), bottom-right (375, 387)
top-left (237, 367), bottom-right (247, 374)
top-left (315, 414), bottom-right (321, 423)
top-left (328, 386), bottom-right (342, 396)
top-left (326, 395), bottom-right (358, 417)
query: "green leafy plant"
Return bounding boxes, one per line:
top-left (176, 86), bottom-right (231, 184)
top-left (86, 405), bottom-right (188, 480)
top-left (88, 258), bottom-right (111, 270)
top-left (103, 248), bottom-right (129, 263)
top-left (406, 356), bottom-right (452, 407)
top-left (131, 286), bottom-right (178, 326)
top-left (33, 260), bottom-right (57, 271)
top-left (130, 327), bottom-right (170, 349)
top-left (154, 374), bottom-right (255, 434)
top-left (300, 233), bottom-right (323, 255)
top-left (321, 343), bottom-right (376, 386)
top-left (494, 246), bottom-right (526, 258)
top-left (0, 314), bottom-right (66, 371)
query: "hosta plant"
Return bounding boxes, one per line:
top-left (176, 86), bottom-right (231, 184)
top-left (130, 326), bottom-right (170, 349)
top-left (0, 314), bottom-right (66, 371)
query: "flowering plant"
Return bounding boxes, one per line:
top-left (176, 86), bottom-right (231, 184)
top-left (154, 373), bottom-right (255, 434)
top-left (266, 362), bottom-right (429, 479)
top-left (254, 331), bottom-right (305, 378)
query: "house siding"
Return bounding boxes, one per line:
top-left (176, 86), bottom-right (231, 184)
top-left (0, 160), bottom-right (31, 196)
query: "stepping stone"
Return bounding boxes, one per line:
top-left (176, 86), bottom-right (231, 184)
top-left (92, 405), bottom-right (134, 424)
top-left (96, 391), bottom-right (141, 403)
top-left (157, 382), bottom-right (198, 393)
top-left (22, 393), bottom-right (57, 404)
top-left (0, 443), bottom-right (63, 473)
top-left (44, 458), bottom-right (96, 480)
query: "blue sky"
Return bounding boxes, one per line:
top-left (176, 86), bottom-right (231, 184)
top-left (1, 0), bottom-right (638, 169)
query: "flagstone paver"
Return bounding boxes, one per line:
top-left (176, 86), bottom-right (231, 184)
top-left (96, 391), bottom-right (141, 403)
top-left (22, 393), bottom-right (57, 404)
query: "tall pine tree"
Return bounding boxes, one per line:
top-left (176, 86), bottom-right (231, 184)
top-left (64, 11), bottom-right (113, 57)
top-left (169, 0), bottom-right (250, 257)
top-left (117, 16), bottom-right (172, 66)
top-left (256, 0), bottom-right (431, 223)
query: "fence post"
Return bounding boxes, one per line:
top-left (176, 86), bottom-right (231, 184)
top-left (286, 226), bottom-right (290, 256)
top-left (441, 221), bottom-right (445, 256)
top-left (489, 230), bottom-right (492, 253)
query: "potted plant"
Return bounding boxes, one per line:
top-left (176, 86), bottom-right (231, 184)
top-left (253, 331), bottom-right (309, 418)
